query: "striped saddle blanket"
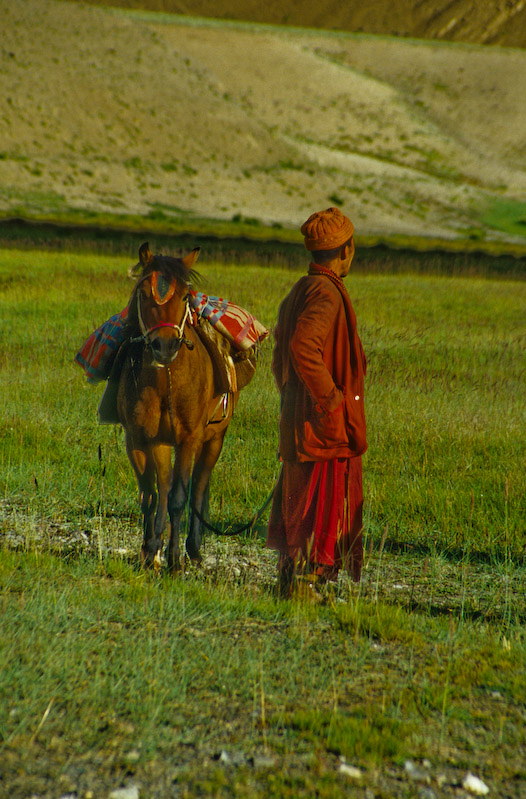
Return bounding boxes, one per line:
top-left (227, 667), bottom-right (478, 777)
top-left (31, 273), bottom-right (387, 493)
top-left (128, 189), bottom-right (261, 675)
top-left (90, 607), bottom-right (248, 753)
top-left (75, 291), bottom-right (268, 383)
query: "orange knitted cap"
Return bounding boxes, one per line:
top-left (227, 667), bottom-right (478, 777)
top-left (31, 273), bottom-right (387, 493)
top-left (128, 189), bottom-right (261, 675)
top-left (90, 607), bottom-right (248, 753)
top-left (301, 207), bottom-right (354, 251)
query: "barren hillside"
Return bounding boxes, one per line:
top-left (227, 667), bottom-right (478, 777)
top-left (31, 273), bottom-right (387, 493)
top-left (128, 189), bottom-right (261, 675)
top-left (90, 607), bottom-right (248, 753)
top-left (74, 0), bottom-right (526, 48)
top-left (2, 0), bottom-right (526, 245)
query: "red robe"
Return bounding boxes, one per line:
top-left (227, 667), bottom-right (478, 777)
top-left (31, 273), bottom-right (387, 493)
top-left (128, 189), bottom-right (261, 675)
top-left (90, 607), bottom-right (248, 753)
top-left (267, 263), bottom-right (367, 578)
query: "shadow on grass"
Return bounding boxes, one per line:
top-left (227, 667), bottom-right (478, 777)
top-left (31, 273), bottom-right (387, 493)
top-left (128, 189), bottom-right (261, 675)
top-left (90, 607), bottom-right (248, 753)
top-left (382, 534), bottom-right (526, 567)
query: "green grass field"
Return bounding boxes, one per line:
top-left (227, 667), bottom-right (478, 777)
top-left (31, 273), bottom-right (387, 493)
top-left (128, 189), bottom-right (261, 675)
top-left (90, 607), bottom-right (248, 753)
top-left (1, 244), bottom-right (525, 797)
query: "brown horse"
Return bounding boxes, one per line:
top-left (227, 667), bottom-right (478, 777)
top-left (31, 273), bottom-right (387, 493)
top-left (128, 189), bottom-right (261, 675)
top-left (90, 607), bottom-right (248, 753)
top-left (117, 243), bottom-right (239, 572)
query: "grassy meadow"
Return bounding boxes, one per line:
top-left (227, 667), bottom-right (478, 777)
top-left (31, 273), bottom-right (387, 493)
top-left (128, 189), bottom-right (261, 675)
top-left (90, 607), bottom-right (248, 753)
top-left (1, 243), bottom-right (525, 797)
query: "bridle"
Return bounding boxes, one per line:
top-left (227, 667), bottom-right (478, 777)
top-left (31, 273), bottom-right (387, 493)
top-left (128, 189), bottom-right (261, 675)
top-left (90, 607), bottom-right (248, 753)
top-left (134, 274), bottom-right (194, 365)
top-left (138, 297), bottom-right (193, 343)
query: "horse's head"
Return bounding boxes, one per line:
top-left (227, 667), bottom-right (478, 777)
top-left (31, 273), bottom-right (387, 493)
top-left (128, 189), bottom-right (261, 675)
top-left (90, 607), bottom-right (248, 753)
top-left (133, 242), bottom-right (200, 367)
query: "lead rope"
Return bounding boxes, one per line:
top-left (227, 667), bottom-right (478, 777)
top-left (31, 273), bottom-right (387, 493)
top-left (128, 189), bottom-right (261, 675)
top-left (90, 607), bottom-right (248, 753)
top-left (166, 365), bottom-right (177, 443)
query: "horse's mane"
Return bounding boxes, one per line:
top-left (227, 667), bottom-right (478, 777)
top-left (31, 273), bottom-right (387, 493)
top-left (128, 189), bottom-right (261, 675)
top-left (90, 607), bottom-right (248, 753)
top-left (130, 253), bottom-right (200, 287)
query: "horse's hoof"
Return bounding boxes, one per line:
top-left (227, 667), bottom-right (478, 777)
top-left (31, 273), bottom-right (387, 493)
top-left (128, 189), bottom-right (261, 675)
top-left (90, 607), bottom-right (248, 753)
top-left (140, 547), bottom-right (163, 573)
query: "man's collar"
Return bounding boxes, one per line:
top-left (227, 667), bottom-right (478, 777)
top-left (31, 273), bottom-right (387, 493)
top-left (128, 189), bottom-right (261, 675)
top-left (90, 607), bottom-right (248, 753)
top-left (309, 262), bottom-right (340, 278)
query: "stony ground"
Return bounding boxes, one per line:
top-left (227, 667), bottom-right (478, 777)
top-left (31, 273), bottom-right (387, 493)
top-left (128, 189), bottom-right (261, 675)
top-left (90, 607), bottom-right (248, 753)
top-left (3, 509), bottom-right (524, 624)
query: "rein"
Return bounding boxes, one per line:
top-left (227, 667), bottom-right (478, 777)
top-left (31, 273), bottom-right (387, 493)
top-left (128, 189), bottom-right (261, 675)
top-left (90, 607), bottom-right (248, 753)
top-left (183, 479), bottom-right (276, 539)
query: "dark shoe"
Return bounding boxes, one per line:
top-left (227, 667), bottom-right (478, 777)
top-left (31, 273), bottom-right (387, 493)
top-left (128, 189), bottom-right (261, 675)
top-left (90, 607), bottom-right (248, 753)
top-left (313, 564), bottom-right (339, 584)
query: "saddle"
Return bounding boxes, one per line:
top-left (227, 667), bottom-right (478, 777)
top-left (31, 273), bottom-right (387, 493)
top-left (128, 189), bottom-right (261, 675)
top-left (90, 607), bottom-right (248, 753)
top-left (194, 317), bottom-right (258, 395)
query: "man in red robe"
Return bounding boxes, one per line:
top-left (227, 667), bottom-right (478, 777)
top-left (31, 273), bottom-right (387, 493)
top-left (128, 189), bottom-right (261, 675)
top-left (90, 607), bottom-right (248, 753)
top-left (267, 207), bottom-right (367, 596)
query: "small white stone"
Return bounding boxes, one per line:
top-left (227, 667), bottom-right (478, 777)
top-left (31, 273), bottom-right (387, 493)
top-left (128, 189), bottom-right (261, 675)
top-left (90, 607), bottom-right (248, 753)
top-left (109, 784), bottom-right (140, 799)
top-left (462, 773), bottom-right (489, 795)
top-left (339, 762), bottom-right (362, 779)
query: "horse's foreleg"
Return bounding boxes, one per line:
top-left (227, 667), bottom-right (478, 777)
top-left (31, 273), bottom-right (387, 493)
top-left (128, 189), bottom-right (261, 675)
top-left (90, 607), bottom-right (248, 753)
top-left (152, 443), bottom-right (172, 543)
top-left (166, 473), bottom-right (187, 572)
top-left (126, 441), bottom-right (160, 569)
top-left (186, 434), bottom-right (226, 561)
top-left (185, 476), bottom-right (209, 562)
top-left (166, 439), bottom-right (205, 571)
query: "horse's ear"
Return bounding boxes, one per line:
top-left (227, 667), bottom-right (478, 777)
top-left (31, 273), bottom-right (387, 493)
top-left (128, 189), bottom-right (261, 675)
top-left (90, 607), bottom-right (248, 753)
top-left (182, 247), bottom-right (200, 270)
top-left (139, 242), bottom-right (153, 267)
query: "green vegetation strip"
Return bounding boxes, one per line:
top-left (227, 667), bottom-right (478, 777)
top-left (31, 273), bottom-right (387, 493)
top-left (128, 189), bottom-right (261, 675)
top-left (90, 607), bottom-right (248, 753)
top-left (2, 210), bottom-right (526, 260)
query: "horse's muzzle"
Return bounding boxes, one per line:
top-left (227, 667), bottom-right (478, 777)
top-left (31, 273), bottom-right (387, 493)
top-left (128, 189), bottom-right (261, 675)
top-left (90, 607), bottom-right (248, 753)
top-left (150, 334), bottom-right (183, 367)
